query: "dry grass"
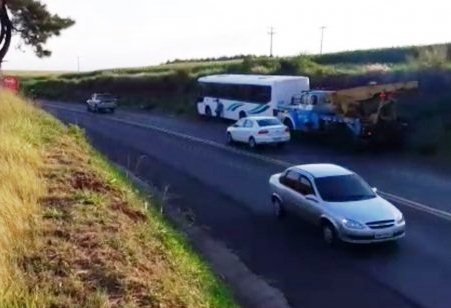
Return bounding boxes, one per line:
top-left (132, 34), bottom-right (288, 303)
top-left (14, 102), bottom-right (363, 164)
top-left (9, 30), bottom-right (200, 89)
top-left (0, 91), bottom-right (55, 304)
top-left (0, 92), bottom-right (236, 307)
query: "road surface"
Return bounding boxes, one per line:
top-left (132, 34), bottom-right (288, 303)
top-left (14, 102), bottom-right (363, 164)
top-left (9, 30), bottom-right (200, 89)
top-left (42, 101), bottom-right (451, 308)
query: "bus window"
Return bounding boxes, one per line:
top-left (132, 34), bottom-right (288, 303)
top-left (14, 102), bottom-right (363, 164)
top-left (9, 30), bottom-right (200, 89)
top-left (200, 83), bottom-right (271, 104)
top-left (250, 85), bottom-right (271, 104)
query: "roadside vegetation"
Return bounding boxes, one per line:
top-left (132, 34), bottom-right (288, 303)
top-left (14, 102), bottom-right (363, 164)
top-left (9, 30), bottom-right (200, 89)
top-left (15, 43), bottom-right (451, 159)
top-left (0, 92), bottom-right (236, 307)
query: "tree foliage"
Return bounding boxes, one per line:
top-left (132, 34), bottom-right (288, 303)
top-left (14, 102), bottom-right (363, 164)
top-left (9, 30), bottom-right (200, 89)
top-left (0, 0), bottom-right (74, 65)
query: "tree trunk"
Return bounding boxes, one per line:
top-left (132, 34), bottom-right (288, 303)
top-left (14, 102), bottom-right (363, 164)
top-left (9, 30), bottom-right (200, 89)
top-left (0, 0), bottom-right (12, 68)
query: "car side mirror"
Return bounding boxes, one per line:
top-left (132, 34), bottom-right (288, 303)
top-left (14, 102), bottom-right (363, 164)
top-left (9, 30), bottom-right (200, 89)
top-left (305, 195), bottom-right (319, 203)
top-left (372, 187), bottom-right (378, 193)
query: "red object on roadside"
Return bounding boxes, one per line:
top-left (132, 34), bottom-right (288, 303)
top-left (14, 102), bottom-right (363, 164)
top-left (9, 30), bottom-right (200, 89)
top-left (1, 76), bottom-right (20, 93)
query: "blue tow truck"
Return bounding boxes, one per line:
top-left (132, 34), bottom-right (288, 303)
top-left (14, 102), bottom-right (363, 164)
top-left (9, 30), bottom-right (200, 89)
top-left (275, 81), bottom-right (418, 143)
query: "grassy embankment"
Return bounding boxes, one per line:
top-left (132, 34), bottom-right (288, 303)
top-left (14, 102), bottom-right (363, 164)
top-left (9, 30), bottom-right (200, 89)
top-left (0, 91), bottom-right (236, 307)
top-left (17, 43), bottom-right (451, 157)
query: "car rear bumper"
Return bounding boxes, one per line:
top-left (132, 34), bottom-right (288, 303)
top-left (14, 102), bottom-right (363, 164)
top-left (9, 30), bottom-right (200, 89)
top-left (338, 224), bottom-right (406, 244)
top-left (255, 134), bottom-right (290, 144)
top-left (97, 103), bottom-right (116, 109)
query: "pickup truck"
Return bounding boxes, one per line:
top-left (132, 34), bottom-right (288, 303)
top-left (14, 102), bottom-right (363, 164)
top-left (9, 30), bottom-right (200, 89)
top-left (86, 93), bottom-right (117, 113)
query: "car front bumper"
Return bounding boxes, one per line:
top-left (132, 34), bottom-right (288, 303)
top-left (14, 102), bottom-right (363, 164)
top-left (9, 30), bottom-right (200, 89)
top-left (255, 134), bottom-right (290, 145)
top-left (338, 223), bottom-right (406, 244)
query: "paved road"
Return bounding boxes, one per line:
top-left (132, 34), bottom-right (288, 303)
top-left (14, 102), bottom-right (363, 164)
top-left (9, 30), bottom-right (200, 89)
top-left (42, 101), bottom-right (451, 308)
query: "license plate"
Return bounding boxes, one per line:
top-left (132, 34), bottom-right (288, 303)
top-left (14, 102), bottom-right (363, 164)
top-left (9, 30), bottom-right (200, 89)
top-left (273, 137), bottom-right (282, 142)
top-left (375, 232), bottom-right (393, 239)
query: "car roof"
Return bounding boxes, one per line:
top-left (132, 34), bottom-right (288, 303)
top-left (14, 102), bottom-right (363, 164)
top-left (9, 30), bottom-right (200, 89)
top-left (293, 164), bottom-right (354, 178)
top-left (244, 116), bottom-right (279, 121)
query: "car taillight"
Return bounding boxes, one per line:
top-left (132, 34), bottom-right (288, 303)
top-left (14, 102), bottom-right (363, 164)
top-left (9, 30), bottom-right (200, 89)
top-left (258, 130), bottom-right (269, 135)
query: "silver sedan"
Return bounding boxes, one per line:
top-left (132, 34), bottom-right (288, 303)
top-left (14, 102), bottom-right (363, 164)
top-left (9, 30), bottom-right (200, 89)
top-left (269, 164), bottom-right (406, 245)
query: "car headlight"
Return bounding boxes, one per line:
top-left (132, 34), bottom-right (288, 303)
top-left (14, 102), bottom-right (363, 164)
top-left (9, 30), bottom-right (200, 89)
top-left (396, 213), bottom-right (405, 224)
top-left (342, 218), bottom-right (365, 230)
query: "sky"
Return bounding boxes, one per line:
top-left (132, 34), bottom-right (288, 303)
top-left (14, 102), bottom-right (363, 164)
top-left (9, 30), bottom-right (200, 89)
top-left (4, 0), bottom-right (451, 71)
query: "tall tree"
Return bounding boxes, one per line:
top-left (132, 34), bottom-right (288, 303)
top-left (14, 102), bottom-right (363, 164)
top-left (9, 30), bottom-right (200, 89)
top-left (0, 0), bottom-right (74, 66)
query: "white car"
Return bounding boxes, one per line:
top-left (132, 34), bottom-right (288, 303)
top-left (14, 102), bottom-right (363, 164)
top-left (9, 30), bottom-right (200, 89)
top-left (269, 164), bottom-right (406, 245)
top-left (226, 116), bottom-right (290, 148)
top-left (86, 93), bottom-right (117, 113)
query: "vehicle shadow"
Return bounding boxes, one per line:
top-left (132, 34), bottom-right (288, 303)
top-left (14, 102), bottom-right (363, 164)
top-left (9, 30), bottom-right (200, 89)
top-left (280, 214), bottom-right (402, 259)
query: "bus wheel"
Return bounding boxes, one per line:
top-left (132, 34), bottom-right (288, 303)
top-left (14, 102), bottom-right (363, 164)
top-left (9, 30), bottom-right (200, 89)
top-left (205, 106), bottom-right (212, 117)
top-left (239, 111), bottom-right (247, 119)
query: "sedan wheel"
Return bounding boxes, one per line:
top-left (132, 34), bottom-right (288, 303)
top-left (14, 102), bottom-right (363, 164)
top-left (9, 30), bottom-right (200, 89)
top-left (248, 137), bottom-right (257, 149)
top-left (205, 106), bottom-right (212, 117)
top-left (272, 198), bottom-right (284, 218)
top-left (322, 223), bottom-right (336, 245)
top-left (226, 132), bottom-right (234, 145)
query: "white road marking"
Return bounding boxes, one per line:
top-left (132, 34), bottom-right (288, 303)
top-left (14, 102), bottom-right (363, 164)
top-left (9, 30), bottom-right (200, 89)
top-left (44, 103), bottom-right (451, 222)
top-left (379, 192), bottom-right (451, 222)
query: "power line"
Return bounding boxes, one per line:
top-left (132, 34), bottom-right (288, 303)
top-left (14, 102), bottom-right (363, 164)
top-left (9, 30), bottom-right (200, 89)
top-left (320, 26), bottom-right (326, 55)
top-left (268, 26), bottom-right (276, 57)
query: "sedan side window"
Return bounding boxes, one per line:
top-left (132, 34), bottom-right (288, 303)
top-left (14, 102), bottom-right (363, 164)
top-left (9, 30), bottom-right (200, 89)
top-left (244, 120), bottom-right (254, 128)
top-left (298, 176), bottom-right (315, 196)
top-left (280, 170), bottom-right (299, 189)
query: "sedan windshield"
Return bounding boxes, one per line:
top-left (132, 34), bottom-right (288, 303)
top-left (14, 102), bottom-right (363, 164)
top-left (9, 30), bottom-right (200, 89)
top-left (257, 118), bottom-right (282, 127)
top-left (315, 174), bottom-right (376, 202)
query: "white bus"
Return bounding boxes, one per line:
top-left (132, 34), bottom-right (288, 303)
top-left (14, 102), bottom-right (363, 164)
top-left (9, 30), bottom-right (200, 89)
top-left (196, 74), bottom-right (310, 120)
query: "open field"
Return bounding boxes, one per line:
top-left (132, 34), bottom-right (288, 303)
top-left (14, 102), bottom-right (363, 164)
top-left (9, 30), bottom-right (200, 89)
top-left (0, 92), bottom-right (235, 307)
top-left (14, 43), bottom-right (451, 159)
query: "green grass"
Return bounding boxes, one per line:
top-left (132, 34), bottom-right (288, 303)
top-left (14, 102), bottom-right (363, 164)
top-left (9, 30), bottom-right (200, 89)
top-left (0, 93), bottom-right (236, 307)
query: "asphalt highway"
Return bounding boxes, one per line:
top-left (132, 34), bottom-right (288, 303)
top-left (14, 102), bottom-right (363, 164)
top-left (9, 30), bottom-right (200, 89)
top-left (42, 101), bottom-right (451, 308)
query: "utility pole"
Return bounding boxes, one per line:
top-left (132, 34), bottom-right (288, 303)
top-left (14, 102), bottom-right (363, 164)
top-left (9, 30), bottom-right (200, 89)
top-left (77, 56), bottom-right (80, 72)
top-left (320, 26), bottom-right (326, 55)
top-left (268, 26), bottom-right (276, 57)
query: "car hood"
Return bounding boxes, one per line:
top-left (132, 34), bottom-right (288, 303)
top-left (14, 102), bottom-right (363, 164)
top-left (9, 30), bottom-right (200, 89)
top-left (324, 196), bottom-right (401, 224)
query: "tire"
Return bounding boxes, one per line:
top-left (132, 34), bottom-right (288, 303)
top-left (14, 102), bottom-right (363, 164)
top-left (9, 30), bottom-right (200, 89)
top-left (239, 111), bottom-right (247, 119)
top-left (248, 137), bottom-right (257, 149)
top-left (272, 197), bottom-right (285, 219)
top-left (205, 106), bottom-right (212, 117)
top-left (321, 222), bottom-right (337, 246)
top-left (226, 132), bottom-right (234, 145)
top-left (283, 118), bottom-right (294, 131)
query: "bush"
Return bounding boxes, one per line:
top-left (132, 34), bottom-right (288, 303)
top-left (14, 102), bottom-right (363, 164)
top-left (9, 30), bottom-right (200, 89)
top-left (410, 45), bottom-right (450, 69)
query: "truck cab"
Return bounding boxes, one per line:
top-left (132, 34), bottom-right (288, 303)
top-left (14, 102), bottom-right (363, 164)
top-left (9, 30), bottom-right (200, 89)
top-left (291, 91), bottom-right (336, 114)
